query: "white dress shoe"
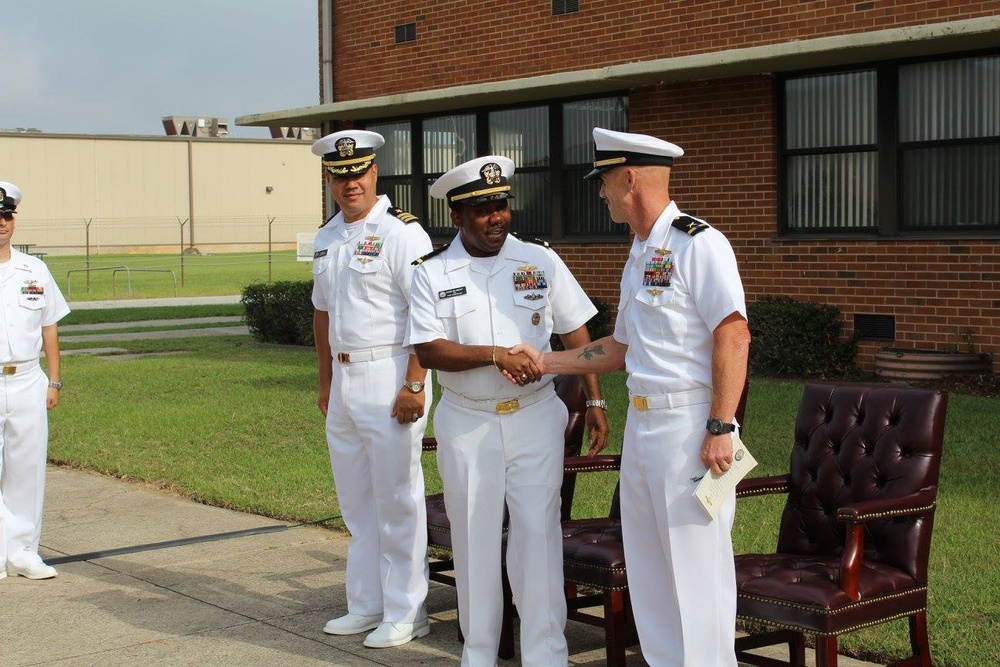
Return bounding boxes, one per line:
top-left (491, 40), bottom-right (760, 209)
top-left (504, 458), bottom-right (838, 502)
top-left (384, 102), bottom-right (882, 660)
top-left (363, 618), bottom-right (430, 648)
top-left (322, 612), bottom-right (382, 635)
top-left (7, 561), bottom-right (58, 580)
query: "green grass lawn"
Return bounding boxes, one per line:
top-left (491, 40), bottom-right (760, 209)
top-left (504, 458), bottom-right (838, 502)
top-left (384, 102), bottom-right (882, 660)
top-left (46, 321), bottom-right (999, 666)
top-left (45, 251), bottom-right (313, 302)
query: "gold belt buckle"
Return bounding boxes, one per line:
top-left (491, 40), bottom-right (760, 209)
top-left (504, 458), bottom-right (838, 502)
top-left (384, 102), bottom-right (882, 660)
top-left (632, 396), bottom-right (649, 411)
top-left (336, 353), bottom-right (350, 363)
top-left (2, 364), bottom-right (16, 375)
top-left (495, 398), bottom-right (520, 414)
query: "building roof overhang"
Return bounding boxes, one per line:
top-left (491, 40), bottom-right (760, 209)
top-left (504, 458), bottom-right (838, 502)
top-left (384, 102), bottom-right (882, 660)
top-left (237, 16), bottom-right (1000, 128)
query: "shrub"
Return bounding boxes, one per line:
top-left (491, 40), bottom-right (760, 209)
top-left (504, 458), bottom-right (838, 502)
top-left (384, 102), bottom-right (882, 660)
top-left (241, 280), bottom-right (314, 346)
top-left (748, 296), bottom-right (859, 379)
top-left (550, 298), bottom-right (612, 351)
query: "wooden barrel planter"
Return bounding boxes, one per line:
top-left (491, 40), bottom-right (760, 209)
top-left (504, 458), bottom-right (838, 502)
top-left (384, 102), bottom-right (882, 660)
top-left (874, 348), bottom-right (993, 382)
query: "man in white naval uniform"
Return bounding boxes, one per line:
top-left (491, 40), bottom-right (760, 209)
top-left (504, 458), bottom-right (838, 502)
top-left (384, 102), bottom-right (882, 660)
top-left (510, 129), bottom-right (751, 666)
top-left (0, 181), bottom-right (70, 581)
top-left (405, 156), bottom-right (609, 667)
top-left (310, 131), bottom-right (434, 649)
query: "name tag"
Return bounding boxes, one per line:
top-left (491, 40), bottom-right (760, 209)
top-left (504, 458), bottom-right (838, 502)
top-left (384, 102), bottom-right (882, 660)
top-left (438, 287), bottom-right (467, 299)
top-left (313, 249), bottom-right (328, 259)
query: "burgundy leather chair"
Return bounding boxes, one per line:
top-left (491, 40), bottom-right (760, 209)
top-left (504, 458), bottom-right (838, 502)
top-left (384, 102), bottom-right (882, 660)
top-left (734, 383), bottom-right (948, 667)
top-left (561, 379), bottom-right (750, 667)
top-left (423, 373), bottom-right (590, 660)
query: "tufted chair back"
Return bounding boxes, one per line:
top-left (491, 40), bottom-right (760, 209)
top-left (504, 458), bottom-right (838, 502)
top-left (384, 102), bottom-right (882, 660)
top-left (778, 383), bottom-right (945, 583)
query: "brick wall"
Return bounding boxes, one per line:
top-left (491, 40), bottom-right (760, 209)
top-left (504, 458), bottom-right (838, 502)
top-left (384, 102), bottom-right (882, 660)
top-left (319, 0), bottom-right (1000, 370)
top-left (327, 1), bottom-right (996, 103)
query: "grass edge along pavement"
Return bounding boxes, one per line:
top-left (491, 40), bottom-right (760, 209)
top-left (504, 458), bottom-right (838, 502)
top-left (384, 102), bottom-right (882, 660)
top-left (47, 312), bottom-right (999, 667)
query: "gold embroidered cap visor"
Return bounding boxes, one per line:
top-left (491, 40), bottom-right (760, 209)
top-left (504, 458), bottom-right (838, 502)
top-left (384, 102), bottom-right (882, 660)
top-left (429, 155), bottom-right (517, 206)
top-left (311, 130), bottom-right (385, 177)
top-left (584, 127), bottom-right (684, 179)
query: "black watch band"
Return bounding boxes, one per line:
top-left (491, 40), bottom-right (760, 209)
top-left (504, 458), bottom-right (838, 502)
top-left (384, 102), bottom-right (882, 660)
top-left (706, 417), bottom-right (736, 435)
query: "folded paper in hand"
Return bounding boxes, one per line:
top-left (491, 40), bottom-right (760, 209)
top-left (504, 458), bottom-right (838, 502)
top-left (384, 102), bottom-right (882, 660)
top-left (693, 432), bottom-right (757, 521)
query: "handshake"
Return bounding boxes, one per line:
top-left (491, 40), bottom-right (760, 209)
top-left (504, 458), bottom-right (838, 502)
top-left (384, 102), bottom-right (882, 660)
top-left (494, 344), bottom-right (546, 386)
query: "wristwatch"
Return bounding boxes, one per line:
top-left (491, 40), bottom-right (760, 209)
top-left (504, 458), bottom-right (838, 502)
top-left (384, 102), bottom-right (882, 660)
top-left (585, 399), bottom-right (608, 410)
top-left (48, 381), bottom-right (63, 390)
top-left (706, 417), bottom-right (735, 435)
top-left (402, 380), bottom-right (425, 393)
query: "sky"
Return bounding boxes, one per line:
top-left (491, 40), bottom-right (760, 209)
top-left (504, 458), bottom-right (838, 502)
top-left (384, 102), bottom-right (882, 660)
top-left (2, 0), bottom-right (317, 138)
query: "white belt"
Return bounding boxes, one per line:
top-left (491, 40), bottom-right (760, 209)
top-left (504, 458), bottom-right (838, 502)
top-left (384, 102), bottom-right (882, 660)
top-left (630, 387), bottom-right (712, 411)
top-left (444, 384), bottom-right (552, 415)
top-left (1, 359), bottom-right (40, 375)
top-left (335, 345), bottom-right (401, 363)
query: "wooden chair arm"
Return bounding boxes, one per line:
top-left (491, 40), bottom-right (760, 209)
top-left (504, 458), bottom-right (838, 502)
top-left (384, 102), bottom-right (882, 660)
top-left (836, 487), bottom-right (937, 523)
top-left (563, 455), bottom-right (622, 474)
top-left (735, 474), bottom-right (790, 499)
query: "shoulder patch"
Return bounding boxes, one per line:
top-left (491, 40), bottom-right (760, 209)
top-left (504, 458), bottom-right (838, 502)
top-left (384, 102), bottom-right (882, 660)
top-left (412, 243), bottom-right (449, 266)
top-left (388, 206), bottom-right (420, 224)
top-left (671, 215), bottom-right (709, 236)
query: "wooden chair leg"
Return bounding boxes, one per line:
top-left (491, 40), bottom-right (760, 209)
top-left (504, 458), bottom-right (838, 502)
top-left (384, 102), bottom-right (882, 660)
top-left (815, 635), bottom-right (839, 667)
top-left (499, 565), bottom-right (515, 659)
top-left (909, 611), bottom-right (932, 667)
top-left (604, 590), bottom-right (628, 667)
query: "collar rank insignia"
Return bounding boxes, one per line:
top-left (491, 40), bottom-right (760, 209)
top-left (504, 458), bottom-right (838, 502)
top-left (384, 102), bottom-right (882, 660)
top-left (643, 254), bottom-right (674, 287)
top-left (513, 269), bottom-right (548, 291)
top-left (335, 137), bottom-right (356, 157)
top-left (355, 237), bottom-right (383, 258)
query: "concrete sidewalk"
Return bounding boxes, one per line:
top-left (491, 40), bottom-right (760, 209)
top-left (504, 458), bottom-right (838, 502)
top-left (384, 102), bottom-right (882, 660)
top-left (2, 467), bottom-right (882, 667)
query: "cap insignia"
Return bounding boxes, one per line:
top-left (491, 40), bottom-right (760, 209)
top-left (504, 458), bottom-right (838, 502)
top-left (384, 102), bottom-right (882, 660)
top-left (335, 137), bottom-right (356, 157)
top-left (481, 162), bottom-right (502, 185)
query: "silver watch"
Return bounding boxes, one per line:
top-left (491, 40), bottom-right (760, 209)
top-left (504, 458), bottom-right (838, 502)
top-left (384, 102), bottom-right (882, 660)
top-left (403, 380), bottom-right (425, 393)
top-left (585, 399), bottom-right (608, 410)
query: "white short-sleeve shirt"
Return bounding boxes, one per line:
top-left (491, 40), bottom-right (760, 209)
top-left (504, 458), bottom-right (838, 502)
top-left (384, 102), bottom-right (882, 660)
top-left (407, 234), bottom-right (596, 401)
top-left (0, 250), bottom-right (71, 362)
top-left (311, 196), bottom-right (433, 351)
top-left (613, 202), bottom-right (746, 395)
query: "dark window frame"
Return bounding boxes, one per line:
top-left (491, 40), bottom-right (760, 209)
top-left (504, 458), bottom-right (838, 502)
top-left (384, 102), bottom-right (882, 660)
top-left (778, 48), bottom-right (1000, 239)
top-left (364, 92), bottom-right (629, 242)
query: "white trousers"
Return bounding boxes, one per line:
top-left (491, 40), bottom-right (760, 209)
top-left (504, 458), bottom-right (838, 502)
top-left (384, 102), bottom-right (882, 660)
top-left (0, 362), bottom-right (50, 569)
top-left (325, 353), bottom-right (429, 623)
top-left (621, 400), bottom-right (738, 667)
top-left (435, 390), bottom-right (569, 667)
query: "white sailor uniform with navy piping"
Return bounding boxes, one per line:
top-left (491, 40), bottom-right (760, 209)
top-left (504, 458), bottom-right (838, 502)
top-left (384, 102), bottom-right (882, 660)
top-left (311, 195), bottom-right (433, 624)
top-left (614, 201), bottom-right (746, 667)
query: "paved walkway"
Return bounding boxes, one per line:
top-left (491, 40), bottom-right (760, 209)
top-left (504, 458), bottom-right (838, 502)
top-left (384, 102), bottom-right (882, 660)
top-left (3, 467), bottom-right (881, 667)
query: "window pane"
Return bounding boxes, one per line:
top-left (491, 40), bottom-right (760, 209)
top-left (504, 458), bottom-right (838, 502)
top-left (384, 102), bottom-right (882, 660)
top-left (377, 177), bottom-right (413, 214)
top-left (366, 121), bottom-right (411, 176)
top-left (899, 56), bottom-right (1000, 142)
top-left (424, 115), bottom-right (476, 174)
top-left (425, 177), bottom-right (453, 236)
top-left (785, 71), bottom-right (877, 149)
top-left (901, 144), bottom-right (1000, 228)
top-left (563, 97), bottom-right (627, 164)
top-left (489, 107), bottom-right (549, 168)
top-left (508, 172), bottom-right (549, 236)
top-left (786, 152), bottom-right (877, 230)
top-left (563, 167), bottom-right (629, 236)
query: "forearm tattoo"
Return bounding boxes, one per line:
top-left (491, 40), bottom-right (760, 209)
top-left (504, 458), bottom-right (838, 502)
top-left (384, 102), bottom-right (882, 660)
top-left (578, 343), bottom-right (606, 361)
